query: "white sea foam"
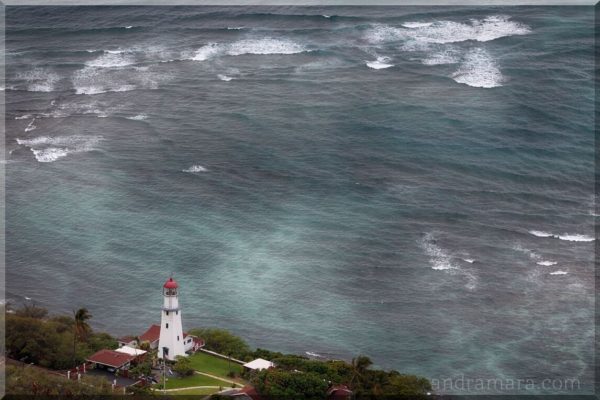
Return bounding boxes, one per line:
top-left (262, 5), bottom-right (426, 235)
top-left (15, 114), bottom-right (32, 120)
top-left (463, 258), bottom-right (475, 264)
top-left (513, 243), bottom-right (540, 260)
top-left (452, 48), bottom-right (503, 88)
top-left (189, 43), bottom-right (221, 61)
top-left (24, 119), bottom-right (37, 132)
top-left (126, 114), bottom-right (148, 120)
top-left (86, 52), bottom-right (136, 68)
top-left (183, 165), bottom-right (207, 173)
top-left (402, 21), bottom-right (433, 28)
top-left (218, 74), bottom-right (233, 81)
top-left (17, 135), bottom-right (103, 163)
top-left (306, 351), bottom-right (324, 358)
top-left (367, 15), bottom-right (530, 45)
top-left (549, 270), bottom-right (568, 275)
top-left (72, 64), bottom-right (159, 95)
top-left (17, 68), bottom-right (60, 92)
top-left (537, 260), bottom-right (558, 266)
top-left (528, 230), bottom-right (594, 242)
top-left (557, 234), bottom-right (595, 242)
top-left (31, 148), bottom-right (69, 162)
top-left (227, 38), bottom-right (307, 55)
top-left (227, 26), bottom-right (245, 30)
top-left (422, 50), bottom-right (460, 65)
top-left (125, 25), bottom-right (133, 29)
top-left (420, 233), bottom-right (457, 271)
top-left (366, 56), bottom-right (394, 69)
top-left (529, 230), bottom-right (554, 238)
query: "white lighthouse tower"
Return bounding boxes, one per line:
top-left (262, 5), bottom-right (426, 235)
top-left (158, 276), bottom-right (186, 361)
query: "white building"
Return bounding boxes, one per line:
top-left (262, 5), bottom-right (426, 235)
top-left (158, 277), bottom-right (187, 360)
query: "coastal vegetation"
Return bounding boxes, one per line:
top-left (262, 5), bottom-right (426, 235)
top-left (5, 304), bottom-right (116, 370)
top-left (4, 305), bottom-right (432, 399)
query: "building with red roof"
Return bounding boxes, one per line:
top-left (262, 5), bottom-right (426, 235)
top-left (86, 349), bottom-right (137, 373)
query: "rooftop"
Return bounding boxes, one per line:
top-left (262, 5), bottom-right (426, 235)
top-left (86, 349), bottom-right (136, 369)
top-left (139, 324), bottom-right (161, 343)
top-left (243, 358), bottom-right (274, 371)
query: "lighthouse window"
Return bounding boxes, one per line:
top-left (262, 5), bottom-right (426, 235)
top-left (166, 323), bottom-right (169, 329)
top-left (177, 336), bottom-right (180, 341)
top-left (176, 311), bottom-right (178, 315)
top-left (166, 311), bottom-right (169, 316)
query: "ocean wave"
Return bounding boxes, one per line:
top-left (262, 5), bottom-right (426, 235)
top-left (402, 21), bottom-right (433, 28)
top-left (557, 234), bottom-right (594, 242)
top-left (305, 351), bottom-right (324, 358)
top-left (463, 258), bottom-right (475, 264)
top-left (17, 135), bottom-right (103, 163)
top-left (15, 114), bottom-right (33, 120)
top-left (227, 38), bottom-right (307, 55)
top-left (189, 43), bottom-right (221, 61)
top-left (451, 48), bottom-right (503, 88)
top-left (528, 230), bottom-right (594, 242)
top-left (422, 49), bottom-right (460, 65)
top-left (529, 230), bottom-right (554, 238)
top-left (513, 243), bottom-right (540, 260)
top-left (17, 68), bottom-right (60, 92)
top-left (420, 233), bottom-right (457, 271)
top-left (549, 270), bottom-right (568, 275)
top-left (126, 114), bottom-right (148, 120)
top-left (218, 74), bottom-right (234, 81)
top-left (366, 56), bottom-right (394, 69)
top-left (24, 119), bottom-right (37, 132)
top-left (72, 65), bottom-right (160, 95)
top-left (537, 260), bottom-right (557, 266)
top-left (183, 165), bottom-right (207, 173)
top-left (187, 38), bottom-right (307, 62)
top-left (366, 15), bottom-right (530, 45)
top-left (86, 52), bottom-right (136, 68)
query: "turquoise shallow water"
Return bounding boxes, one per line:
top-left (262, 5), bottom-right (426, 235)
top-left (4, 6), bottom-right (595, 394)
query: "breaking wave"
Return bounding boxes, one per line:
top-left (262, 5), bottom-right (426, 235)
top-left (451, 48), bottom-right (503, 88)
top-left (528, 230), bottom-right (594, 242)
top-left (17, 68), bottom-right (60, 92)
top-left (16, 135), bottom-right (103, 163)
top-left (186, 38), bottom-right (307, 62)
top-left (366, 56), bottom-right (394, 69)
top-left (183, 165), bottom-right (207, 173)
top-left (549, 270), bottom-right (568, 275)
top-left (537, 260), bottom-right (558, 266)
top-left (366, 15), bottom-right (530, 45)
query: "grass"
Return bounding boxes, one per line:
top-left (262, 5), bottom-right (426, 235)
top-left (187, 352), bottom-right (244, 378)
top-left (160, 373), bottom-right (226, 389)
top-left (164, 387), bottom-right (221, 395)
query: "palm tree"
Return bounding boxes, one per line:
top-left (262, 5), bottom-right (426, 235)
top-left (72, 308), bottom-right (92, 366)
top-left (74, 308), bottom-right (92, 341)
top-left (350, 355), bottom-right (372, 390)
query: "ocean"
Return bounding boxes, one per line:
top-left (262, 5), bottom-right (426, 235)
top-left (4, 6), bottom-right (595, 395)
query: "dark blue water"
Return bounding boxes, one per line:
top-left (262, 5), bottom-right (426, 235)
top-left (4, 6), bottom-right (595, 395)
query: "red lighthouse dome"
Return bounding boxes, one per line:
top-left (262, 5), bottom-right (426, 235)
top-left (164, 277), bottom-right (178, 289)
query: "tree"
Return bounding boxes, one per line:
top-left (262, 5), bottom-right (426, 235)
top-left (252, 369), bottom-right (328, 400)
top-left (350, 355), bottom-right (373, 389)
top-left (187, 328), bottom-right (250, 360)
top-left (72, 308), bottom-right (92, 366)
top-left (73, 308), bottom-right (92, 341)
top-left (173, 355), bottom-right (194, 377)
top-left (15, 303), bottom-right (48, 319)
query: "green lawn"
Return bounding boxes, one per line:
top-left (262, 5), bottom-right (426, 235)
top-left (187, 352), bottom-right (244, 378)
top-left (160, 373), bottom-right (226, 389)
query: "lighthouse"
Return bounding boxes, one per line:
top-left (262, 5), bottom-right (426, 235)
top-left (158, 276), bottom-right (186, 360)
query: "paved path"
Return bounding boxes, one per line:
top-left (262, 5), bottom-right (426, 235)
top-left (194, 370), bottom-right (244, 387)
top-left (152, 385), bottom-right (221, 392)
